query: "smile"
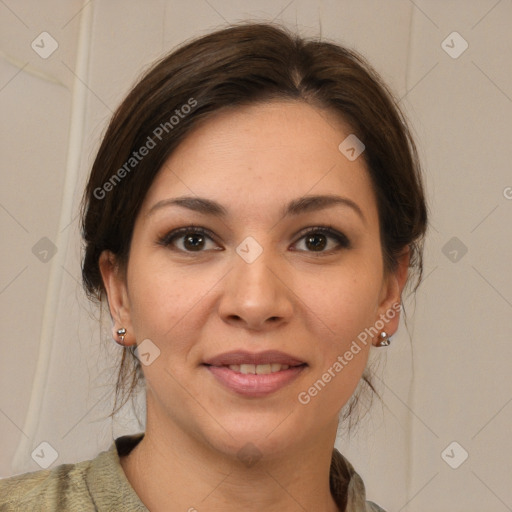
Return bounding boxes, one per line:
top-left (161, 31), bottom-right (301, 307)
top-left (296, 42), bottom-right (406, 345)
top-left (203, 350), bottom-right (307, 397)
top-left (227, 363), bottom-right (291, 374)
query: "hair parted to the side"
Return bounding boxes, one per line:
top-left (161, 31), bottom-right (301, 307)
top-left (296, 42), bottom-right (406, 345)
top-left (80, 22), bottom-right (428, 425)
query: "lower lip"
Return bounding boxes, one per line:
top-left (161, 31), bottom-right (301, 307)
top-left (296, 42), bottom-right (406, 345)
top-left (205, 365), bottom-right (306, 397)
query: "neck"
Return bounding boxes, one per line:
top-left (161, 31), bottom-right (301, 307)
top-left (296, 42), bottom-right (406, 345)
top-left (120, 403), bottom-right (342, 511)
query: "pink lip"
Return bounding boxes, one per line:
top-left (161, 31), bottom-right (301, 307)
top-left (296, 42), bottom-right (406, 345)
top-left (203, 350), bottom-right (307, 398)
top-left (206, 365), bottom-right (306, 398)
top-left (203, 350), bottom-right (305, 367)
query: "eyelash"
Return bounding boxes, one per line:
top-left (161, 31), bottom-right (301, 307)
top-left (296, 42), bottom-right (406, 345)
top-left (157, 225), bottom-right (351, 255)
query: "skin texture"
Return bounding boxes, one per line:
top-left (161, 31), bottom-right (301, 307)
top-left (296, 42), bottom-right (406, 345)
top-left (100, 100), bottom-right (409, 511)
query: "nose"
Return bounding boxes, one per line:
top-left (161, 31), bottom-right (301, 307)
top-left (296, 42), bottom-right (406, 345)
top-left (217, 247), bottom-right (294, 332)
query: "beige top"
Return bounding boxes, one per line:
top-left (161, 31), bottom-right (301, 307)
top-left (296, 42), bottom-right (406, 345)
top-left (0, 432), bottom-right (386, 511)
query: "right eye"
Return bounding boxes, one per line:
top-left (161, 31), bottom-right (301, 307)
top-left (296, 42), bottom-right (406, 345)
top-left (157, 226), bottom-right (222, 253)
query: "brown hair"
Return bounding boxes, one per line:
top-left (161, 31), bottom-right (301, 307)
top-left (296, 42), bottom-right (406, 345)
top-left (80, 22), bottom-right (428, 423)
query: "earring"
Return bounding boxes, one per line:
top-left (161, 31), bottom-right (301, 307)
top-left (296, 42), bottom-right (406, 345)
top-left (114, 327), bottom-right (127, 346)
top-left (376, 331), bottom-right (390, 347)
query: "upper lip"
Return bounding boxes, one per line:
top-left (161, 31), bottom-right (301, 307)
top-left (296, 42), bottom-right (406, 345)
top-left (203, 350), bottom-right (306, 367)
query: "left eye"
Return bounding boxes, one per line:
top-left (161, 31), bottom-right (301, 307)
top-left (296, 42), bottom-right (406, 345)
top-left (292, 227), bottom-right (350, 253)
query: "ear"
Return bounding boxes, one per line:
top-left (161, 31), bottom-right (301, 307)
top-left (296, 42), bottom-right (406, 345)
top-left (99, 250), bottom-right (135, 345)
top-left (375, 247), bottom-right (410, 342)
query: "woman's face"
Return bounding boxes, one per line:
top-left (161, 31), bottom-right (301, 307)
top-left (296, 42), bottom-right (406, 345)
top-left (101, 100), bottom-right (406, 459)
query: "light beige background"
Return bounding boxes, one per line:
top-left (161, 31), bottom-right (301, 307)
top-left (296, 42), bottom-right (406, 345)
top-left (1, 1), bottom-right (511, 510)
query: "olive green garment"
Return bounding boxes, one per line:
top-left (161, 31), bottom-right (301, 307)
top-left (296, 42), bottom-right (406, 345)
top-left (0, 433), bottom-right (386, 511)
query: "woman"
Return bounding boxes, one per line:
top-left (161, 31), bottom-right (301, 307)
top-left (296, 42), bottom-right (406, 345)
top-left (0, 22), bottom-right (427, 511)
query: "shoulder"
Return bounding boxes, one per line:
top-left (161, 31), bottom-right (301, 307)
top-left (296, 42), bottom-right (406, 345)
top-left (0, 458), bottom-right (95, 511)
top-left (0, 433), bottom-right (147, 512)
top-left (330, 448), bottom-right (388, 512)
top-left (365, 500), bottom-right (388, 512)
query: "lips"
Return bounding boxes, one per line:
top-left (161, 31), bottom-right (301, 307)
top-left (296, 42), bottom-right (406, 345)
top-left (203, 350), bottom-right (306, 367)
top-left (203, 350), bottom-right (307, 397)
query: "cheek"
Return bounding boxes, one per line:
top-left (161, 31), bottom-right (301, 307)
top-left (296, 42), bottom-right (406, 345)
top-left (298, 268), bottom-right (380, 405)
top-left (126, 256), bottom-right (195, 343)
top-left (303, 265), bottom-right (381, 344)
top-left (314, 296), bottom-right (375, 380)
top-left (126, 253), bottom-right (228, 360)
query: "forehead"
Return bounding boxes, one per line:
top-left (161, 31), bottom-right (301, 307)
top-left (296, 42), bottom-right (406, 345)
top-left (141, 100), bottom-right (378, 225)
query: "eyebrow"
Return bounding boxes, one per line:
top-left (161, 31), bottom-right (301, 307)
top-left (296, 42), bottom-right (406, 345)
top-left (147, 194), bottom-right (366, 223)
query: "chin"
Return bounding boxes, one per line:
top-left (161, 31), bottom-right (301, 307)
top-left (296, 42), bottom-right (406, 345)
top-left (195, 407), bottom-right (309, 463)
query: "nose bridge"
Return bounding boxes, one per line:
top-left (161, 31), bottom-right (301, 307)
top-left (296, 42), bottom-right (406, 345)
top-left (233, 236), bottom-right (281, 300)
top-left (236, 241), bottom-right (277, 292)
top-left (218, 236), bottom-right (292, 328)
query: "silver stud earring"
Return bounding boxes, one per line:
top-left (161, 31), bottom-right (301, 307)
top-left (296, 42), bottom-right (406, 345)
top-left (376, 331), bottom-right (390, 347)
top-left (115, 327), bottom-right (127, 346)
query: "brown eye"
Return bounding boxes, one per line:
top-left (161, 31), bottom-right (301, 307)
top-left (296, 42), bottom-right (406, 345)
top-left (183, 233), bottom-right (206, 251)
top-left (292, 227), bottom-right (350, 254)
top-left (305, 233), bottom-right (327, 251)
top-left (158, 227), bottom-right (220, 253)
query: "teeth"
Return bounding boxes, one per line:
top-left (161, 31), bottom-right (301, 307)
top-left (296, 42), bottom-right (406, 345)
top-left (229, 363), bottom-right (291, 374)
top-left (256, 364), bottom-right (271, 375)
top-left (240, 364), bottom-right (255, 374)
